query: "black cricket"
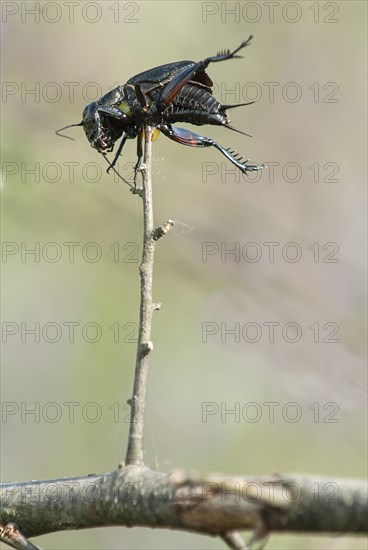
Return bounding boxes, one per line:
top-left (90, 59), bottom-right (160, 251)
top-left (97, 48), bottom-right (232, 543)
top-left (56, 35), bottom-right (264, 182)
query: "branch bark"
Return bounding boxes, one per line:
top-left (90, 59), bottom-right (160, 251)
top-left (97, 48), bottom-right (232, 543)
top-left (1, 470), bottom-right (366, 541)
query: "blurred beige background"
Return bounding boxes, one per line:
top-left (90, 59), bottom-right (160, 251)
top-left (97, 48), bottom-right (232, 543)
top-left (1, 1), bottom-right (366, 549)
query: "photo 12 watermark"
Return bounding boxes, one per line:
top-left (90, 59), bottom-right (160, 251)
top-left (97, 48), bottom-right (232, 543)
top-left (212, 80), bottom-right (340, 104)
top-left (201, 2), bottom-right (340, 24)
top-left (1, 241), bottom-right (140, 264)
top-left (1, 2), bottom-right (140, 24)
top-left (201, 161), bottom-right (340, 184)
top-left (1, 321), bottom-right (139, 344)
top-left (1, 401), bottom-right (137, 425)
top-left (199, 479), bottom-right (340, 505)
top-left (1, 161), bottom-right (136, 185)
top-left (201, 241), bottom-right (340, 264)
top-left (201, 321), bottom-right (339, 344)
top-left (201, 401), bottom-right (340, 424)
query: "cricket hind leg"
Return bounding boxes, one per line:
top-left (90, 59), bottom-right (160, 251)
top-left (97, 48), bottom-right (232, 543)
top-left (157, 36), bottom-right (254, 109)
top-left (211, 35), bottom-right (253, 62)
top-left (160, 124), bottom-right (264, 173)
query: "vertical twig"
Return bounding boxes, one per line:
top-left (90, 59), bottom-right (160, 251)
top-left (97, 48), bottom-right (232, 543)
top-left (125, 126), bottom-right (155, 466)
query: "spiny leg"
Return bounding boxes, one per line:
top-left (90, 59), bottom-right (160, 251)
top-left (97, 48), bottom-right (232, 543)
top-left (133, 130), bottom-right (144, 186)
top-left (212, 34), bottom-right (253, 61)
top-left (160, 124), bottom-right (264, 173)
top-left (157, 36), bottom-right (253, 110)
top-left (106, 134), bottom-right (128, 173)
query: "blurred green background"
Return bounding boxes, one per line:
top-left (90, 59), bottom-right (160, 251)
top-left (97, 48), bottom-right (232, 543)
top-left (1, 1), bottom-right (366, 549)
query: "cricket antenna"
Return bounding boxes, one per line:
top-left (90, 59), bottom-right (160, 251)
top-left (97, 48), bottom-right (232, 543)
top-left (55, 121), bottom-right (83, 141)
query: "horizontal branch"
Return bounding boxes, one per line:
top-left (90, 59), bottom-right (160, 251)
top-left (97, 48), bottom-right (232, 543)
top-left (0, 467), bottom-right (366, 543)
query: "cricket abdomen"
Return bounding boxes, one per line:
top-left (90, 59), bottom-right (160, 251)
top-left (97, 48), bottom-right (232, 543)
top-left (166, 84), bottom-right (229, 127)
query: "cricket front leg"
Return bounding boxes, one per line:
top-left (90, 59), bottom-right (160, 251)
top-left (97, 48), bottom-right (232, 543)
top-left (107, 134), bottom-right (128, 173)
